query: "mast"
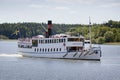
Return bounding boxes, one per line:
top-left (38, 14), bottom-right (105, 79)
top-left (89, 17), bottom-right (92, 48)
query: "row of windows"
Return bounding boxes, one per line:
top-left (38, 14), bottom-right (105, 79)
top-left (68, 38), bottom-right (84, 42)
top-left (34, 48), bottom-right (62, 52)
top-left (39, 39), bottom-right (66, 44)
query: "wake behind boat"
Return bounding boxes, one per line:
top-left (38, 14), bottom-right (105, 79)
top-left (18, 20), bottom-right (102, 60)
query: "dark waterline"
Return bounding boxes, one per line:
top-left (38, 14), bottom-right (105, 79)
top-left (0, 40), bottom-right (120, 80)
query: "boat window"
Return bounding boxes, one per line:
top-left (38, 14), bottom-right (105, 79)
top-left (56, 39), bottom-right (59, 43)
top-left (39, 40), bottom-right (41, 44)
top-left (62, 39), bottom-right (63, 42)
top-left (45, 48), bottom-right (47, 52)
top-left (54, 39), bottom-right (56, 43)
top-left (32, 40), bottom-right (38, 47)
top-left (51, 39), bottom-right (53, 43)
top-left (41, 40), bottom-right (44, 44)
top-left (48, 40), bottom-right (50, 43)
top-left (51, 48), bottom-right (52, 52)
top-left (34, 48), bottom-right (36, 52)
top-left (50, 39), bottom-right (52, 43)
top-left (45, 40), bottom-right (47, 43)
top-left (59, 48), bottom-right (61, 51)
top-left (67, 47), bottom-right (80, 52)
top-left (54, 48), bottom-right (55, 52)
top-left (39, 40), bottom-right (40, 44)
top-left (68, 38), bottom-right (80, 42)
top-left (37, 48), bottom-right (39, 52)
top-left (80, 38), bottom-right (84, 42)
top-left (59, 39), bottom-right (63, 43)
top-left (63, 39), bottom-right (65, 42)
top-left (56, 48), bottom-right (58, 51)
top-left (59, 39), bottom-right (61, 42)
top-left (18, 44), bottom-right (32, 48)
top-left (40, 48), bottom-right (41, 52)
top-left (48, 48), bottom-right (49, 52)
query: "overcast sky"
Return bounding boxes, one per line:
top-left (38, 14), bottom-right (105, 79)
top-left (0, 0), bottom-right (120, 24)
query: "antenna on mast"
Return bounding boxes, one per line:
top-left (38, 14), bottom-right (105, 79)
top-left (89, 17), bottom-right (92, 48)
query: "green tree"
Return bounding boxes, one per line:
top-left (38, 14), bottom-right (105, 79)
top-left (104, 31), bottom-right (114, 42)
top-left (97, 37), bottom-right (105, 44)
top-left (0, 35), bottom-right (9, 39)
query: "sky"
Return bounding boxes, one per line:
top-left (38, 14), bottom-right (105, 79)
top-left (0, 0), bottom-right (120, 24)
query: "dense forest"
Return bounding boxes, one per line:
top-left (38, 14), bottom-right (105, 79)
top-left (0, 20), bottom-right (120, 44)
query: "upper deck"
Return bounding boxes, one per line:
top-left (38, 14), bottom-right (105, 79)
top-left (18, 34), bottom-right (84, 49)
top-left (28, 36), bottom-right (84, 52)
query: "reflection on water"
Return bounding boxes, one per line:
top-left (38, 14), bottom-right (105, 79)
top-left (0, 40), bottom-right (120, 80)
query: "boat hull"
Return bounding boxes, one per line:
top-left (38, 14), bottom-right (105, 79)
top-left (18, 47), bottom-right (101, 61)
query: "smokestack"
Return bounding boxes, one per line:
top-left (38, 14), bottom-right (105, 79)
top-left (48, 20), bottom-right (52, 37)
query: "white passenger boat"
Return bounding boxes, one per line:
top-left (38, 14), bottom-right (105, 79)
top-left (18, 20), bottom-right (102, 60)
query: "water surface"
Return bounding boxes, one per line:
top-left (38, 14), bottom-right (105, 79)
top-left (0, 40), bottom-right (120, 80)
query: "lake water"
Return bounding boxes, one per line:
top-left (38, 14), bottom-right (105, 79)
top-left (0, 40), bottom-right (120, 80)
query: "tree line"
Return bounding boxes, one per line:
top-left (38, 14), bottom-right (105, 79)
top-left (0, 20), bottom-right (120, 44)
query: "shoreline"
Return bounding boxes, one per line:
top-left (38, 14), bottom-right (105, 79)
top-left (1, 39), bottom-right (120, 45)
top-left (0, 39), bottom-right (17, 41)
top-left (104, 42), bottom-right (120, 45)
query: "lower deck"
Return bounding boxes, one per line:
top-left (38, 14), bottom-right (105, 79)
top-left (18, 47), bottom-right (101, 61)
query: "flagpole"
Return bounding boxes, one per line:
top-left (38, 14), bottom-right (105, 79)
top-left (89, 17), bottom-right (92, 48)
